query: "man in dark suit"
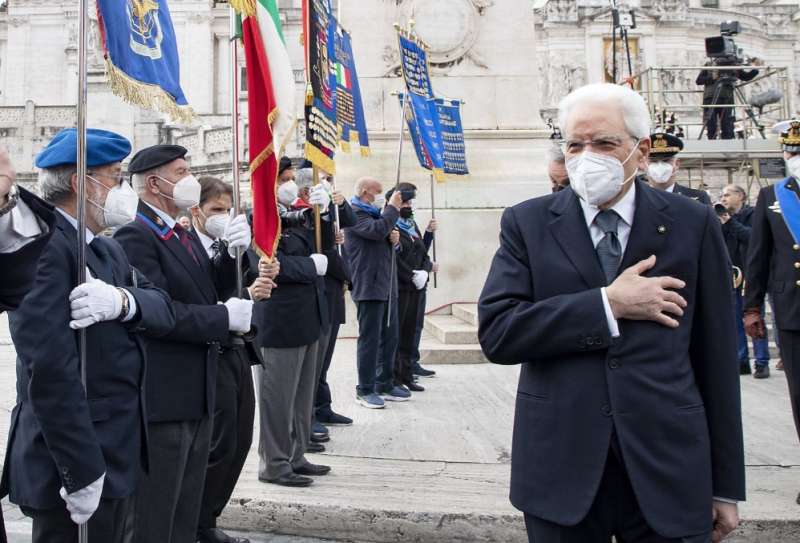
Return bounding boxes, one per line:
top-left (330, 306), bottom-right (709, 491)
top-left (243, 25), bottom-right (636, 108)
top-left (744, 119), bottom-right (800, 506)
top-left (1, 128), bottom-right (175, 542)
top-left (479, 83), bottom-right (744, 543)
top-left (114, 145), bottom-right (254, 543)
top-left (646, 132), bottom-right (711, 205)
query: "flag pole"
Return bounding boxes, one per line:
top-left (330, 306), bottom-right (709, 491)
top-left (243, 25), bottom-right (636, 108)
top-left (429, 173), bottom-right (437, 289)
top-left (76, 0), bottom-right (89, 541)
top-left (313, 165), bottom-right (323, 252)
top-left (229, 8), bottom-right (244, 297)
top-left (387, 89), bottom-right (408, 326)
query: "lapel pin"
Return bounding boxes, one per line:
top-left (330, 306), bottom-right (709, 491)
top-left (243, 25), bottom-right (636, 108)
top-left (657, 225), bottom-right (667, 235)
top-left (156, 217), bottom-right (164, 226)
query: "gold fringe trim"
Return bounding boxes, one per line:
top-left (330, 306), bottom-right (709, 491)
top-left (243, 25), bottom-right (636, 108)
top-left (229, 0), bottom-right (257, 18)
top-left (432, 168), bottom-right (445, 183)
top-left (105, 59), bottom-right (195, 124)
top-left (304, 143), bottom-right (337, 176)
top-left (360, 147), bottom-right (371, 158)
top-left (250, 142), bottom-right (275, 174)
top-left (268, 107), bottom-right (280, 127)
top-left (339, 141), bottom-right (351, 153)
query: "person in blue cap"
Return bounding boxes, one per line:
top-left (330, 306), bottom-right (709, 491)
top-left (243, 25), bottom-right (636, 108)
top-left (744, 119), bottom-right (800, 506)
top-left (0, 128), bottom-right (176, 542)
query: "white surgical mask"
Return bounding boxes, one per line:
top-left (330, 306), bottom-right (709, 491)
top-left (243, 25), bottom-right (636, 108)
top-left (372, 194), bottom-right (386, 209)
top-left (278, 180), bottom-right (299, 206)
top-left (566, 141), bottom-right (641, 207)
top-left (647, 161), bottom-right (674, 184)
top-left (88, 176), bottom-right (139, 228)
top-left (157, 174), bottom-right (201, 210)
top-left (786, 156), bottom-right (800, 180)
top-left (199, 209), bottom-right (229, 239)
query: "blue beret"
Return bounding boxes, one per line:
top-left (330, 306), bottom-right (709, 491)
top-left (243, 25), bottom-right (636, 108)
top-left (35, 128), bottom-right (131, 169)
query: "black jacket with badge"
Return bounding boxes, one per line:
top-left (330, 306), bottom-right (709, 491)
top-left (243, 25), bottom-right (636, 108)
top-left (396, 220), bottom-right (433, 293)
top-left (321, 200), bottom-right (356, 325)
top-left (1, 212), bottom-right (175, 509)
top-left (114, 201), bottom-right (238, 422)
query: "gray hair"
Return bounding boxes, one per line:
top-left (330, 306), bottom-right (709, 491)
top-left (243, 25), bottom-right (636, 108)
top-left (558, 83), bottom-right (651, 140)
top-left (38, 165), bottom-right (76, 204)
top-left (546, 144), bottom-right (565, 164)
top-left (132, 166), bottom-right (164, 195)
top-left (354, 176), bottom-right (379, 196)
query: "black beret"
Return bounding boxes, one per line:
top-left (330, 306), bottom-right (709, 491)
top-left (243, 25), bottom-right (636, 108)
top-left (649, 132), bottom-right (684, 159)
top-left (279, 156), bottom-right (293, 175)
top-left (128, 144), bottom-right (188, 174)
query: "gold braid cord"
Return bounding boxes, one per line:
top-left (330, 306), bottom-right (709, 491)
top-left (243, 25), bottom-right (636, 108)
top-left (105, 59), bottom-right (195, 124)
top-left (228, 0), bottom-right (257, 18)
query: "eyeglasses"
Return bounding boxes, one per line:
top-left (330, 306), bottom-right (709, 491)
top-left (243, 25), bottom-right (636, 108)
top-left (560, 135), bottom-right (638, 155)
top-left (87, 171), bottom-right (126, 186)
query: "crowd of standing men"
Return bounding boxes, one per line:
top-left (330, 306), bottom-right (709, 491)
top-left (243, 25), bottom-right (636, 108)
top-left (0, 127), bottom-right (439, 543)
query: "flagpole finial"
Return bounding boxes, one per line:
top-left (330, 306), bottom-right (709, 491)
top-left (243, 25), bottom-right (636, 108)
top-left (393, 22), bottom-right (401, 30)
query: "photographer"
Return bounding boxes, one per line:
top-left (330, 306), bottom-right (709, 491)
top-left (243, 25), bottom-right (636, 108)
top-left (697, 58), bottom-right (760, 140)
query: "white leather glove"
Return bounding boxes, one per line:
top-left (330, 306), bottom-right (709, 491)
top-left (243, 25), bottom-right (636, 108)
top-left (59, 473), bottom-right (104, 525)
top-left (310, 253), bottom-right (328, 276)
top-left (224, 211), bottom-right (252, 255)
top-left (412, 270), bottom-right (428, 290)
top-left (69, 275), bottom-right (124, 330)
top-left (223, 297), bottom-right (254, 333)
top-left (309, 185), bottom-right (330, 212)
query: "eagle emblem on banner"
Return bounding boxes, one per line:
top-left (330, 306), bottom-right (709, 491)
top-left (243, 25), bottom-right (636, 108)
top-left (127, 0), bottom-right (163, 60)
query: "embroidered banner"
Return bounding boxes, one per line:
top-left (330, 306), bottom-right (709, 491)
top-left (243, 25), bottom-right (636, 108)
top-left (333, 23), bottom-right (370, 157)
top-left (435, 98), bottom-right (469, 176)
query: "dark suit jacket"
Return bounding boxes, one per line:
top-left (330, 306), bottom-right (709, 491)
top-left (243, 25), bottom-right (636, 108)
top-left (673, 183), bottom-right (712, 205)
top-left (0, 188), bottom-right (56, 312)
top-left (1, 212), bottom-right (174, 509)
top-left (114, 201), bottom-right (236, 422)
top-left (478, 181), bottom-right (745, 538)
top-left (344, 204), bottom-right (400, 302)
top-left (322, 201), bottom-right (356, 325)
top-left (397, 223), bottom-right (433, 293)
top-left (745, 180), bottom-right (800, 330)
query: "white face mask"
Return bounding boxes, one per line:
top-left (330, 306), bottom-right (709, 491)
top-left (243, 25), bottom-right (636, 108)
top-left (786, 156), bottom-right (800, 179)
top-left (566, 140), bottom-right (641, 207)
top-left (88, 176), bottom-right (139, 228)
top-left (157, 174), bottom-right (201, 210)
top-left (647, 161), bottom-right (675, 184)
top-left (278, 180), bottom-right (299, 206)
top-left (372, 194), bottom-right (386, 209)
top-left (199, 209), bottom-right (229, 239)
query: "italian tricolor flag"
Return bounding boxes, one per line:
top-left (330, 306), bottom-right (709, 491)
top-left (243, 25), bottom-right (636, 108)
top-left (230, 0), bottom-right (296, 257)
top-left (336, 63), bottom-right (352, 91)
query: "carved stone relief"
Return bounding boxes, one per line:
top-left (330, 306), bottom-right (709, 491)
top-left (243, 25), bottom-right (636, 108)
top-left (538, 53), bottom-right (587, 109)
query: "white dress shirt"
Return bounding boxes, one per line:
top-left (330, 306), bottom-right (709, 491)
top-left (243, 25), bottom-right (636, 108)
top-left (577, 183), bottom-right (637, 338)
top-left (195, 227), bottom-right (217, 260)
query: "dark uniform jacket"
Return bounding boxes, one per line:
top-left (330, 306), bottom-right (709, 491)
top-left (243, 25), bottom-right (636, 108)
top-left (696, 65), bottom-right (758, 101)
top-left (322, 201), bottom-right (356, 325)
top-left (254, 206), bottom-right (328, 349)
top-left (673, 183), bottom-right (712, 205)
top-left (1, 212), bottom-right (175, 510)
top-left (745, 180), bottom-right (800, 330)
top-left (114, 201), bottom-right (237, 422)
top-left (396, 221), bottom-right (433, 293)
top-left (344, 204), bottom-right (400, 302)
top-left (478, 181), bottom-right (745, 538)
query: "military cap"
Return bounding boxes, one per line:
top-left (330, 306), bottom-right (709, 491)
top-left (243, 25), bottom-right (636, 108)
top-left (649, 132), bottom-right (684, 159)
top-left (279, 156), bottom-right (293, 175)
top-left (128, 144), bottom-right (188, 174)
top-left (773, 120), bottom-right (800, 153)
top-left (35, 128), bottom-right (131, 169)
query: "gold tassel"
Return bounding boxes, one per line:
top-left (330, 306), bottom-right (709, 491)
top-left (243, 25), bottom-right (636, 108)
top-left (304, 143), bottom-right (337, 176)
top-left (340, 141), bottom-right (351, 153)
top-left (228, 0), bottom-right (257, 18)
top-left (360, 147), bottom-right (371, 158)
top-left (433, 168), bottom-right (446, 183)
top-left (105, 59), bottom-right (195, 124)
top-left (305, 84), bottom-right (314, 107)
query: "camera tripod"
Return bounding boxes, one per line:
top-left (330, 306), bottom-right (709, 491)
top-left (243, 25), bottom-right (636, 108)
top-left (698, 74), bottom-right (766, 140)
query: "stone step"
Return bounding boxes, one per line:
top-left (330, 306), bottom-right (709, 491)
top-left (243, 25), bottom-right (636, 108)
top-left (452, 303), bottom-right (479, 327)
top-left (418, 336), bottom-right (487, 365)
top-left (424, 314), bottom-right (479, 345)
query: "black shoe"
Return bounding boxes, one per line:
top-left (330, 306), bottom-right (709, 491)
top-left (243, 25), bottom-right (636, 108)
top-left (405, 381), bottom-right (425, 392)
top-left (294, 463), bottom-right (331, 476)
top-left (739, 363), bottom-right (751, 375)
top-left (260, 473), bottom-right (313, 487)
top-left (307, 441), bottom-right (326, 453)
top-left (754, 365), bottom-right (771, 379)
top-left (413, 364), bottom-right (436, 378)
top-left (317, 411), bottom-right (353, 426)
top-left (198, 528), bottom-right (251, 543)
top-left (310, 433), bottom-right (330, 443)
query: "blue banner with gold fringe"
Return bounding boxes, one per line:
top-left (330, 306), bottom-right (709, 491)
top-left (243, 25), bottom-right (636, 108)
top-left (333, 23), bottom-right (370, 157)
top-left (96, 0), bottom-right (194, 123)
top-left (435, 98), bottom-right (468, 176)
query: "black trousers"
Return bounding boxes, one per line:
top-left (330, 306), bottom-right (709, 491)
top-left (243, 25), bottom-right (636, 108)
top-left (198, 347), bottom-right (255, 531)
top-left (524, 452), bottom-right (710, 543)
top-left (315, 322), bottom-right (341, 415)
top-left (703, 91), bottom-right (735, 140)
top-left (394, 289), bottom-right (422, 386)
top-left (21, 496), bottom-right (134, 543)
top-left (777, 329), bottom-right (800, 442)
top-left (0, 507), bottom-right (6, 543)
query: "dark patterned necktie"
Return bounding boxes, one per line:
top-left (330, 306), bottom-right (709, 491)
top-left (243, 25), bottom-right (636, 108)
top-left (89, 238), bottom-right (114, 281)
top-left (595, 210), bottom-right (622, 284)
top-left (173, 223), bottom-right (199, 266)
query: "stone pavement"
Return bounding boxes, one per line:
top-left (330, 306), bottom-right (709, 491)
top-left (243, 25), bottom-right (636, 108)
top-left (1, 314), bottom-right (799, 542)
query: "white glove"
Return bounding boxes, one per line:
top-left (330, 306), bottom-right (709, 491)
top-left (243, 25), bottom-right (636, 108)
top-left (310, 253), bottom-right (328, 276)
top-left (69, 275), bottom-right (124, 330)
top-left (224, 297), bottom-right (254, 333)
top-left (60, 473), bottom-right (104, 525)
top-left (309, 185), bottom-right (330, 212)
top-left (412, 270), bottom-right (429, 290)
top-left (224, 211), bottom-right (252, 255)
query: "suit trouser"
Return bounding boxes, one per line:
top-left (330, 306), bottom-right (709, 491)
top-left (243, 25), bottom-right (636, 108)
top-left (21, 496), bottom-right (134, 543)
top-left (315, 322), bottom-right (342, 415)
top-left (355, 299), bottom-right (399, 395)
top-left (133, 417), bottom-right (212, 543)
top-left (410, 289), bottom-right (427, 366)
top-left (258, 342), bottom-right (319, 480)
top-left (395, 289), bottom-right (422, 385)
top-left (310, 326), bottom-right (332, 421)
top-left (703, 92), bottom-right (734, 140)
top-left (524, 452), bottom-right (710, 543)
top-left (776, 330), bottom-right (800, 442)
top-left (198, 348), bottom-right (255, 531)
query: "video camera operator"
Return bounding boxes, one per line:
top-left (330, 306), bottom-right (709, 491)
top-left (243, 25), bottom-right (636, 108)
top-left (697, 58), bottom-right (759, 140)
